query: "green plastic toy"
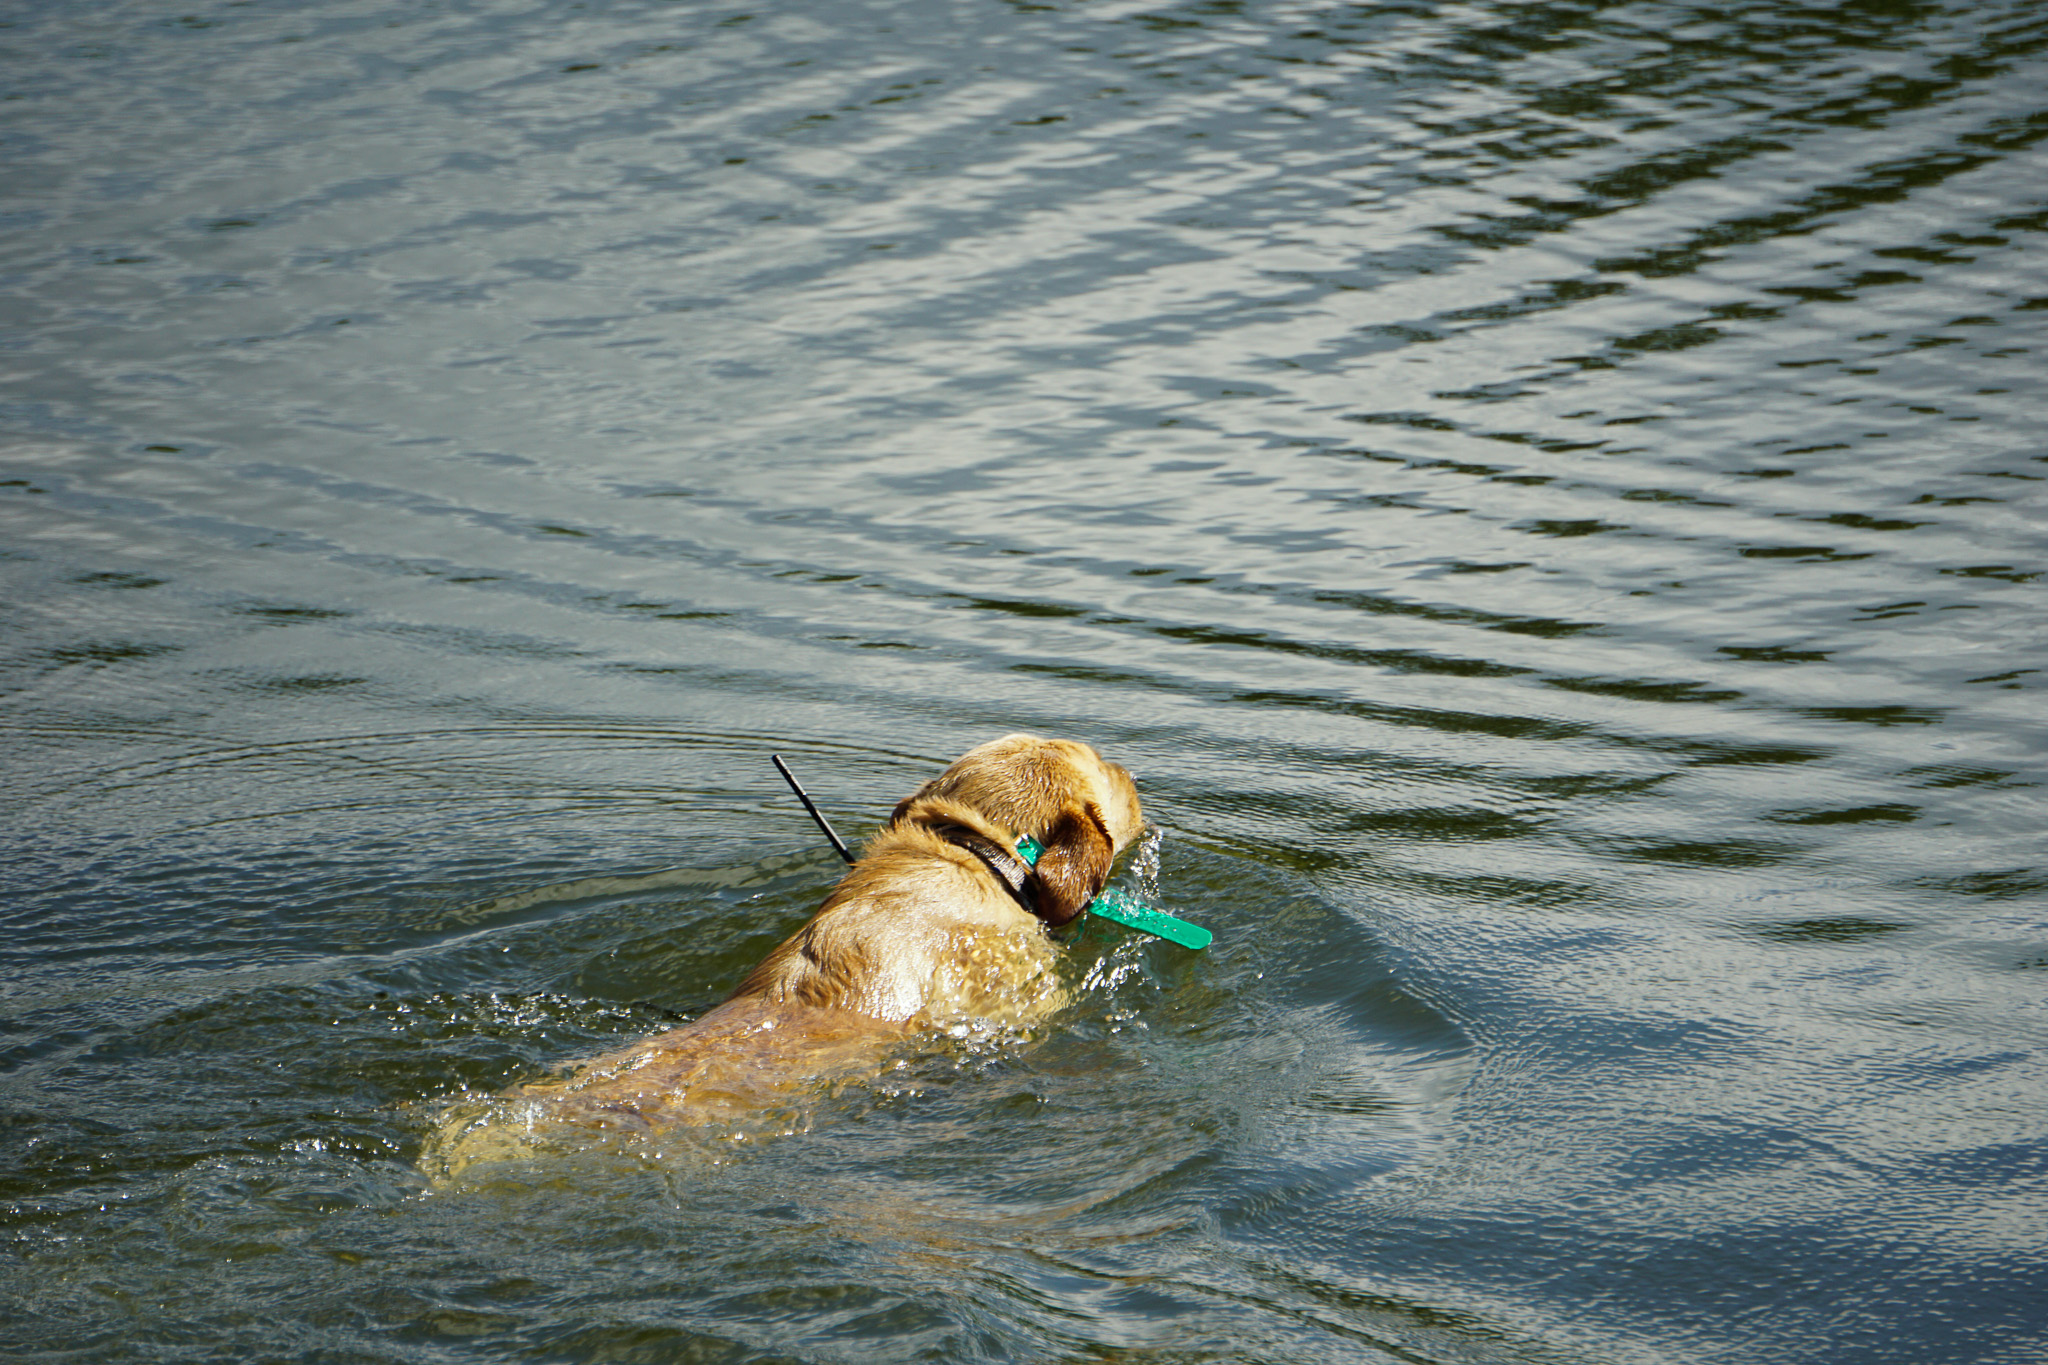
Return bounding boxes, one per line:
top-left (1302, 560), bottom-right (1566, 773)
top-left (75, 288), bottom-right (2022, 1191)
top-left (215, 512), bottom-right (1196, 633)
top-left (1013, 836), bottom-right (1213, 950)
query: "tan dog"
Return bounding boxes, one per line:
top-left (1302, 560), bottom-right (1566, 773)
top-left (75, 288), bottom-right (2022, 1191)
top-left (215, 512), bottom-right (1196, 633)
top-left (424, 734), bottom-right (1144, 1178)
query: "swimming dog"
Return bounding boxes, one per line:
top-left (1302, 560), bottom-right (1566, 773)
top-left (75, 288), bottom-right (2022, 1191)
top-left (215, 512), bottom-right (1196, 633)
top-left (424, 734), bottom-right (1144, 1177)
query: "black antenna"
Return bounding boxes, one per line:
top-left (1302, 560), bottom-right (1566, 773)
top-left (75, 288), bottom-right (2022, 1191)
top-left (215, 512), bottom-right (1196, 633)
top-left (772, 754), bottom-right (856, 865)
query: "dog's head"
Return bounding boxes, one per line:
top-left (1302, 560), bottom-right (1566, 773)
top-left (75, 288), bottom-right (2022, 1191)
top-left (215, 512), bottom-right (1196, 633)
top-left (889, 734), bottom-right (1145, 928)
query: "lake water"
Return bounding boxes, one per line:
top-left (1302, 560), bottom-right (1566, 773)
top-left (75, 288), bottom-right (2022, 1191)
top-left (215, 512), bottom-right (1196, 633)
top-left (3, 0), bottom-right (2045, 1361)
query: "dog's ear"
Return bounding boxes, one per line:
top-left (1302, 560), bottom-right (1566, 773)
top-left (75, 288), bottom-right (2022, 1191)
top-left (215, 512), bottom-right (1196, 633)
top-left (887, 780), bottom-right (940, 828)
top-left (1027, 802), bottom-right (1114, 927)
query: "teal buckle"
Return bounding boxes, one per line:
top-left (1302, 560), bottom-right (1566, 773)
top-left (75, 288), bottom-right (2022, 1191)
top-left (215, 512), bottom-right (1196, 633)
top-left (1013, 836), bottom-right (1212, 951)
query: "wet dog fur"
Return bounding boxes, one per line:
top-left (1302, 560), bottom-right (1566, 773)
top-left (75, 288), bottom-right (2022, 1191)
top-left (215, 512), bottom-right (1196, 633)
top-left (424, 734), bottom-right (1144, 1178)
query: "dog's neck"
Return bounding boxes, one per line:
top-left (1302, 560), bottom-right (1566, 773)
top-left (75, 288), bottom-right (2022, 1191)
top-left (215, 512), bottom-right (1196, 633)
top-left (933, 824), bottom-right (1038, 917)
top-left (886, 796), bottom-right (1050, 922)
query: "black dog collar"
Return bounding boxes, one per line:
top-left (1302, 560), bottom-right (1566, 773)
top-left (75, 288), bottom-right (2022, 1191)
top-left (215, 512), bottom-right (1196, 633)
top-left (935, 825), bottom-right (1041, 919)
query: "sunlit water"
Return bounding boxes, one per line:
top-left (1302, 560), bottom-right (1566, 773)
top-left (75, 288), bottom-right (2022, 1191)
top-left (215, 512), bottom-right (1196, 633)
top-left (4, 0), bottom-right (2045, 1361)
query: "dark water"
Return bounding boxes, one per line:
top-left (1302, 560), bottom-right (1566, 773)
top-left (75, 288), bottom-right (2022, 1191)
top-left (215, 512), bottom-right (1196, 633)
top-left (4, 0), bottom-right (2046, 1360)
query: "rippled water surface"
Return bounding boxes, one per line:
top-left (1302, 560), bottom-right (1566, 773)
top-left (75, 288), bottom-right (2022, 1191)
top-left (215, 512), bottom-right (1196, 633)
top-left (4, 0), bottom-right (2046, 1360)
